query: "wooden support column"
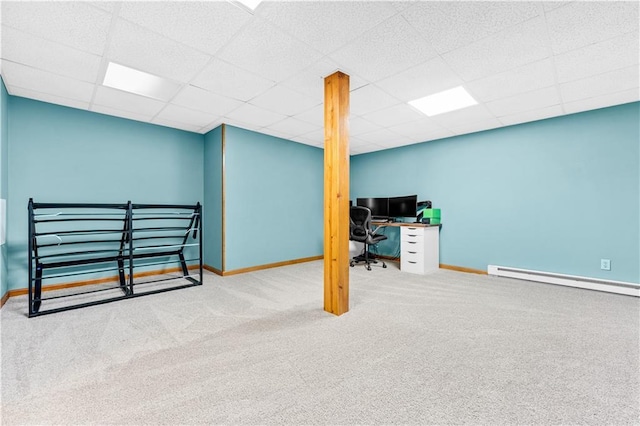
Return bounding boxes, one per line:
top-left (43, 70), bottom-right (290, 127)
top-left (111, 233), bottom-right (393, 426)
top-left (323, 71), bottom-right (350, 316)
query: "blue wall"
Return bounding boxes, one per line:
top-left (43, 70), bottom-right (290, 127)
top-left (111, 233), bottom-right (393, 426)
top-left (352, 102), bottom-right (640, 284)
top-left (6, 97), bottom-right (204, 290)
top-left (203, 125), bottom-right (223, 270)
top-left (224, 126), bottom-right (323, 271)
top-left (0, 78), bottom-right (8, 298)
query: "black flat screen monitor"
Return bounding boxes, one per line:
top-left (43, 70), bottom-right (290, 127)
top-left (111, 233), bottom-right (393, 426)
top-left (388, 195), bottom-right (418, 218)
top-left (356, 197), bottom-right (389, 219)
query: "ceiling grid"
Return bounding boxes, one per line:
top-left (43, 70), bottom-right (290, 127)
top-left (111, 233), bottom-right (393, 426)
top-left (0, 1), bottom-right (637, 154)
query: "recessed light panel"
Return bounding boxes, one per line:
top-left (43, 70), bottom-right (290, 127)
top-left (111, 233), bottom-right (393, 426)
top-left (409, 86), bottom-right (478, 116)
top-left (103, 62), bottom-right (180, 101)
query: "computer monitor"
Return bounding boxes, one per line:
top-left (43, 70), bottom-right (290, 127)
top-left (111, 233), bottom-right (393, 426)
top-left (356, 197), bottom-right (389, 219)
top-left (388, 195), bottom-right (418, 218)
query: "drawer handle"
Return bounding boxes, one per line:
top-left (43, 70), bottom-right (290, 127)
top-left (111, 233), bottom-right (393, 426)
top-left (408, 251), bottom-right (417, 254)
top-left (407, 227), bottom-right (417, 230)
top-left (407, 242), bottom-right (416, 244)
top-left (408, 261), bottom-right (417, 264)
top-left (408, 234), bottom-right (417, 237)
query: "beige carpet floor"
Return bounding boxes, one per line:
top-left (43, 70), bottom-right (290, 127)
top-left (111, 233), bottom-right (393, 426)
top-left (1, 260), bottom-right (638, 425)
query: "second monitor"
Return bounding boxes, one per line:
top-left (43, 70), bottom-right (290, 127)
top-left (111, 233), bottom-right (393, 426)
top-left (388, 195), bottom-right (418, 219)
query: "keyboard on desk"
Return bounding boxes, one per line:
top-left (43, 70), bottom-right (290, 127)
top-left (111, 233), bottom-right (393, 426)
top-left (372, 217), bottom-right (389, 223)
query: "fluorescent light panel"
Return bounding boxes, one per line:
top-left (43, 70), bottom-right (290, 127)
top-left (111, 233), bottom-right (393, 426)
top-left (409, 86), bottom-right (478, 116)
top-left (103, 62), bottom-right (180, 101)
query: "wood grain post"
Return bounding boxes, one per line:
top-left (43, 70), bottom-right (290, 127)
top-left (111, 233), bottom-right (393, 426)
top-left (323, 71), bottom-right (350, 316)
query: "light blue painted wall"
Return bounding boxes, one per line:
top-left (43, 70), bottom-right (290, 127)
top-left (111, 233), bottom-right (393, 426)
top-left (224, 125), bottom-right (323, 271)
top-left (203, 125), bottom-right (223, 270)
top-left (0, 77), bottom-right (8, 298)
top-left (352, 102), bottom-right (640, 283)
top-left (7, 97), bottom-right (204, 290)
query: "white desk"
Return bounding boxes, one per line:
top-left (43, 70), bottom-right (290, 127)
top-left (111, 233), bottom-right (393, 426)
top-left (373, 222), bottom-right (440, 275)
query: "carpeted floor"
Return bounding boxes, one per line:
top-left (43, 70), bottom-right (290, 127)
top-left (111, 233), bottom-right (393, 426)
top-left (1, 260), bottom-right (638, 425)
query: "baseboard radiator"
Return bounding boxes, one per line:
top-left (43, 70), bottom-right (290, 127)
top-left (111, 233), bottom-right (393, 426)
top-left (487, 265), bottom-right (640, 297)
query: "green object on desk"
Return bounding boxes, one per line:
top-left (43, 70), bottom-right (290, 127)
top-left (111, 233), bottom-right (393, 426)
top-left (418, 208), bottom-right (441, 224)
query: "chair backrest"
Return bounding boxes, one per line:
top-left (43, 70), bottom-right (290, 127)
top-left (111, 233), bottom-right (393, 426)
top-left (350, 206), bottom-right (372, 242)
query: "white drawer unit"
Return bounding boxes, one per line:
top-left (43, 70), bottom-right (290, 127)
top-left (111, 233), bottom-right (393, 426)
top-left (400, 226), bottom-right (439, 274)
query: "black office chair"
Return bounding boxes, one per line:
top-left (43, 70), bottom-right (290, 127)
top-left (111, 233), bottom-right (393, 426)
top-left (349, 206), bottom-right (387, 270)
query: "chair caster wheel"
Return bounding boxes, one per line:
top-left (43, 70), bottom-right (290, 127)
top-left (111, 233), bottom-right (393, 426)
top-left (382, 264), bottom-right (387, 268)
top-left (366, 266), bottom-right (371, 271)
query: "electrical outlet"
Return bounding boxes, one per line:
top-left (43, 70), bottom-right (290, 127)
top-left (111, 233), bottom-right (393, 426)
top-left (601, 259), bottom-right (611, 271)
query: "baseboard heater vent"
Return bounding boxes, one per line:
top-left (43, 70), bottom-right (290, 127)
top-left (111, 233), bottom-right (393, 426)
top-left (488, 265), bottom-right (639, 297)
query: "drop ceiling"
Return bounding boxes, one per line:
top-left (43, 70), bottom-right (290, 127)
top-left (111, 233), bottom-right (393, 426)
top-left (1, 1), bottom-right (638, 155)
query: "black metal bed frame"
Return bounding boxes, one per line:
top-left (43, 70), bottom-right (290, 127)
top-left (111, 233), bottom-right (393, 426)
top-left (27, 199), bottom-right (203, 317)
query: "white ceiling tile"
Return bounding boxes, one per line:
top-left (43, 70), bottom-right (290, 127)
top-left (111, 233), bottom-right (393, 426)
top-left (279, 59), bottom-right (369, 101)
top-left (448, 117), bottom-right (504, 135)
top-left (1, 26), bottom-right (102, 83)
top-left (152, 117), bottom-right (203, 133)
top-left (546, 1), bottom-right (639, 55)
top-left (329, 14), bottom-right (438, 82)
top-left (563, 88), bottom-right (640, 115)
top-left (350, 117), bottom-right (382, 137)
top-left (404, 2), bottom-right (540, 54)
top-left (1, 2), bottom-right (111, 55)
top-left (485, 86), bottom-right (562, 117)
top-left (442, 17), bottom-right (550, 81)
top-left (171, 85), bottom-right (243, 116)
top-left (429, 104), bottom-right (497, 129)
top-left (498, 105), bottom-right (564, 127)
top-left (249, 85), bottom-right (319, 116)
top-left (200, 121), bottom-right (223, 134)
top-left (8, 86), bottom-right (90, 110)
top-left (264, 117), bottom-right (320, 137)
top-left (292, 138), bottom-right (323, 149)
top-left (387, 118), bottom-right (450, 140)
top-left (257, 1), bottom-right (397, 55)
top-left (349, 137), bottom-right (374, 149)
top-left (360, 103), bottom-right (425, 128)
top-left (352, 144), bottom-right (387, 155)
top-left (375, 56), bottom-right (464, 103)
top-left (217, 18), bottom-right (323, 82)
top-left (415, 128), bottom-right (457, 143)
top-left (298, 128), bottom-right (325, 144)
top-left (119, 2), bottom-right (251, 55)
top-left (466, 58), bottom-right (556, 103)
top-left (357, 128), bottom-right (412, 147)
top-left (1, 60), bottom-right (95, 102)
top-left (225, 103), bottom-right (287, 128)
top-left (559, 66), bottom-right (639, 103)
top-left (350, 85), bottom-right (402, 116)
top-left (292, 104), bottom-right (323, 127)
top-left (191, 59), bottom-right (275, 102)
top-left (554, 31), bottom-right (639, 84)
top-left (92, 86), bottom-right (167, 117)
top-left (108, 19), bottom-right (210, 83)
top-left (156, 104), bottom-right (221, 128)
top-left (90, 104), bottom-right (155, 123)
top-left (220, 117), bottom-right (258, 131)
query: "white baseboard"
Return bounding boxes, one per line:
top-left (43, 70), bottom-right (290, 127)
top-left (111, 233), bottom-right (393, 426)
top-left (488, 265), bottom-right (640, 297)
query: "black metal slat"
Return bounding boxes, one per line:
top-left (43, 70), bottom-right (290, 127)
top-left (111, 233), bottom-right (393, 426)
top-left (33, 202), bottom-right (128, 209)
